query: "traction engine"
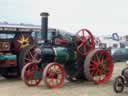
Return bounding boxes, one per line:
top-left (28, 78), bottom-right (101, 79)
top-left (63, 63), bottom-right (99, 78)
top-left (21, 12), bottom-right (114, 88)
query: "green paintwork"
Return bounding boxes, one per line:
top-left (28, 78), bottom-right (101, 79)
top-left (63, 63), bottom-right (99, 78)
top-left (54, 46), bottom-right (76, 63)
top-left (0, 55), bottom-right (16, 60)
top-left (33, 72), bottom-right (42, 79)
top-left (54, 47), bottom-right (68, 63)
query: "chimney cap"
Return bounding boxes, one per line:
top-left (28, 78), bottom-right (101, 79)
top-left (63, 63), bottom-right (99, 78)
top-left (40, 12), bottom-right (49, 17)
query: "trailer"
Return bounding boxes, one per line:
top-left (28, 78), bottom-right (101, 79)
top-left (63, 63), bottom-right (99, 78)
top-left (0, 22), bottom-right (58, 78)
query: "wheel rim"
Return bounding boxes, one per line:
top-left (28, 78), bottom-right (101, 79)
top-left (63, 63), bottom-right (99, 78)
top-left (75, 28), bottom-right (95, 56)
top-left (114, 76), bottom-right (124, 93)
top-left (84, 49), bottom-right (113, 84)
top-left (21, 62), bottom-right (42, 86)
top-left (115, 78), bottom-right (124, 91)
top-left (43, 63), bottom-right (65, 88)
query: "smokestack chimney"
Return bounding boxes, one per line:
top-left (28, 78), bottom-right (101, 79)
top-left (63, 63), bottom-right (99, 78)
top-left (40, 12), bottom-right (49, 43)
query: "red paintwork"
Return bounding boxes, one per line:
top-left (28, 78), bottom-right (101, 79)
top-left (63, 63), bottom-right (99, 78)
top-left (0, 60), bottom-right (16, 67)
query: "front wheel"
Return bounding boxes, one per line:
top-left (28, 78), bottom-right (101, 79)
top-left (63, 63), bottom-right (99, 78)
top-left (113, 76), bottom-right (124, 93)
top-left (21, 62), bottom-right (42, 86)
top-left (43, 62), bottom-right (65, 89)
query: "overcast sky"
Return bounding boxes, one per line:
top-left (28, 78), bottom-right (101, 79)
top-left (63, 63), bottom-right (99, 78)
top-left (0, 0), bottom-right (128, 36)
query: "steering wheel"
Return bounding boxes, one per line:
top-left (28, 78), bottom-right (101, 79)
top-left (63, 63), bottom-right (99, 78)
top-left (75, 28), bottom-right (95, 56)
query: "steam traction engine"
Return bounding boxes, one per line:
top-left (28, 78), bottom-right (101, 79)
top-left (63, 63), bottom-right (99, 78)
top-left (21, 12), bottom-right (114, 88)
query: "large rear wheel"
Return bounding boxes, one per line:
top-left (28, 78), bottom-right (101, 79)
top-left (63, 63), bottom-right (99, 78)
top-left (84, 49), bottom-right (113, 84)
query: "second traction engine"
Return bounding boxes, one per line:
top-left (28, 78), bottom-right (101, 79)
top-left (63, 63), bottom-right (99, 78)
top-left (21, 12), bottom-right (114, 88)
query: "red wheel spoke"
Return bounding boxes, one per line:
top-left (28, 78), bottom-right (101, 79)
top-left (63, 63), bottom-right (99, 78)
top-left (96, 54), bottom-right (100, 63)
top-left (99, 53), bottom-right (105, 63)
top-left (90, 68), bottom-right (98, 76)
top-left (82, 30), bottom-right (85, 37)
top-left (81, 30), bottom-right (86, 41)
top-left (77, 42), bottom-right (84, 49)
top-left (77, 42), bottom-right (87, 53)
top-left (94, 69), bottom-right (99, 76)
top-left (53, 65), bottom-right (58, 72)
top-left (90, 67), bottom-right (97, 71)
top-left (90, 70), bottom-right (97, 76)
top-left (91, 60), bottom-right (99, 66)
top-left (101, 55), bottom-right (105, 64)
top-left (90, 63), bottom-right (97, 70)
top-left (83, 42), bottom-right (86, 52)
